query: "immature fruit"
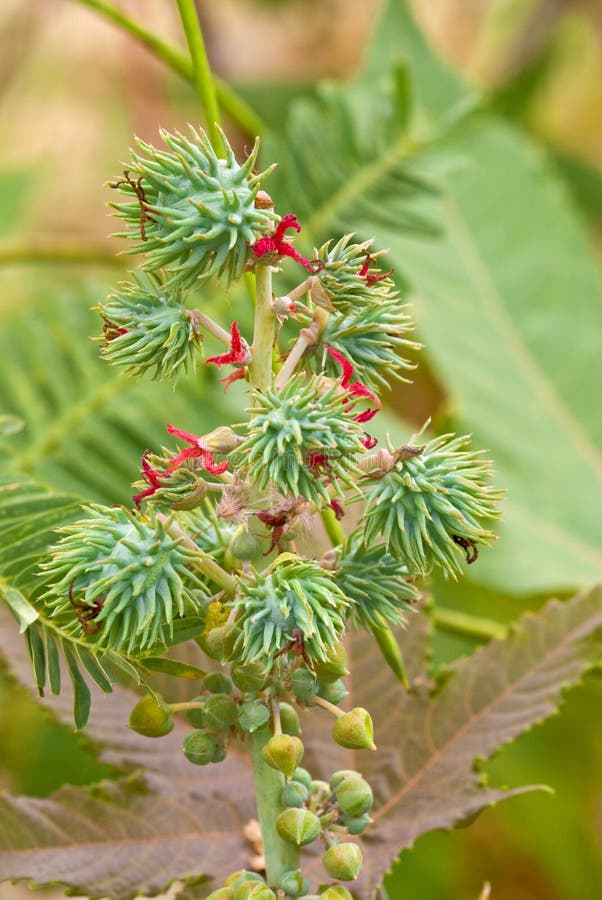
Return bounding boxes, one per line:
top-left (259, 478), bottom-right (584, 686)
top-left (335, 776), bottom-right (373, 817)
top-left (202, 694), bottom-right (238, 731)
top-left (332, 708), bottom-right (376, 750)
top-left (203, 672), bottom-right (233, 694)
top-left (292, 766), bottom-right (312, 789)
top-left (313, 642), bottom-right (348, 683)
top-left (231, 662), bottom-right (268, 692)
top-left (317, 679), bottom-right (348, 705)
top-left (320, 888), bottom-right (353, 900)
top-left (281, 780), bottom-right (309, 808)
top-left (329, 770), bottom-right (360, 791)
top-left (226, 872), bottom-right (264, 887)
top-left (201, 624), bottom-right (238, 662)
top-left (206, 889), bottom-right (234, 900)
top-left (129, 694), bottom-right (174, 737)
top-left (276, 808), bottom-right (321, 846)
top-left (185, 696), bottom-right (205, 728)
top-left (291, 667), bottom-right (318, 700)
top-left (309, 779), bottom-right (330, 797)
top-left (232, 881), bottom-right (275, 900)
top-left (344, 813), bottom-right (372, 835)
top-left (280, 869), bottom-right (309, 897)
top-left (238, 701), bottom-right (270, 734)
top-left (183, 730), bottom-right (219, 765)
top-left (323, 842), bottom-right (363, 881)
top-left (279, 701), bottom-right (301, 736)
top-left (229, 529), bottom-right (263, 562)
top-left (262, 734), bottom-right (304, 778)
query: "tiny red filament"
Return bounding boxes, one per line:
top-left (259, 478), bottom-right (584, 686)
top-left (330, 499), bottom-right (345, 520)
top-left (359, 252), bottom-right (393, 287)
top-left (206, 321), bottom-right (248, 367)
top-left (133, 451), bottom-right (163, 508)
top-left (256, 509), bottom-right (289, 555)
top-left (251, 213), bottom-right (322, 273)
top-left (166, 424), bottom-right (229, 476)
top-left (325, 346), bottom-right (381, 424)
top-left (361, 433), bottom-right (379, 449)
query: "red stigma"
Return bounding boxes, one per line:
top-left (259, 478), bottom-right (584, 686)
top-left (251, 214), bottom-right (323, 274)
top-left (206, 321), bottom-right (249, 368)
top-left (165, 424), bottom-right (229, 476)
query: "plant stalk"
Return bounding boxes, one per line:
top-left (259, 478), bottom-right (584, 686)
top-left (176, 0), bottom-right (224, 157)
top-left (250, 726), bottom-right (300, 889)
top-left (248, 264), bottom-right (275, 393)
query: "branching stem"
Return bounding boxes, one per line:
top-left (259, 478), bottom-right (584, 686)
top-left (248, 264), bottom-right (275, 393)
top-left (274, 306), bottom-right (329, 390)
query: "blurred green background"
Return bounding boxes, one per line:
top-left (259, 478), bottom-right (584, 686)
top-left (0, 2), bottom-right (601, 899)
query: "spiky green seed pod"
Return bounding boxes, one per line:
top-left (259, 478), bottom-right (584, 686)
top-left (201, 694), bottom-right (239, 732)
top-left (132, 451), bottom-right (208, 512)
top-left (332, 708), bottom-right (376, 751)
top-left (280, 869), bottom-right (309, 898)
top-left (41, 505), bottom-right (206, 654)
top-left (313, 642), bottom-right (348, 683)
top-left (334, 535), bottom-right (419, 630)
top-left (233, 558), bottom-right (351, 670)
top-left (97, 272), bottom-right (201, 382)
top-left (279, 701), bottom-right (301, 736)
top-left (291, 667), bottom-right (319, 700)
top-left (238, 701), bottom-right (270, 733)
top-left (234, 377), bottom-right (364, 505)
top-left (317, 679), bottom-right (348, 705)
top-left (322, 842), bottom-right (363, 881)
top-left (262, 734), bottom-right (304, 778)
top-left (183, 730), bottom-right (219, 765)
top-left (343, 813), bottom-right (372, 835)
top-left (182, 510), bottom-right (237, 573)
top-left (292, 767), bottom-right (312, 789)
top-left (362, 435), bottom-right (503, 578)
top-left (129, 694), bottom-right (174, 737)
top-left (281, 780), bottom-right (309, 808)
top-left (320, 886), bottom-right (354, 899)
top-left (203, 672), bottom-right (233, 694)
top-left (335, 776), bottom-right (373, 817)
top-left (111, 126), bottom-right (277, 287)
top-left (276, 808), bottom-right (321, 846)
top-left (314, 235), bottom-right (397, 313)
top-left (231, 661), bottom-right (269, 692)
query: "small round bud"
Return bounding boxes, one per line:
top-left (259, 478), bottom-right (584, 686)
top-left (211, 743), bottom-right (227, 763)
top-left (309, 780), bottom-right (330, 797)
top-left (201, 624), bottom-right (238, 662)
top-left (279, 701), bottom-right (301, 736)
top-left (203, 672), bottom-right (233, 694)
top-left (336, 776), bottom-right (373, 817)
top-left (329, 770), bottom-right (360, 792)
top-left (322, 842), bottom-right (363, 881)
top-left (332, 708), bottom-right (376, 750)
top-left (313, 643), bottom-right (348, 683)
top-left (202, 694), bottom-right (238, 732)
top-left (231, 662), bottom-right (268, 692)
top-left (185, 697), bottom-right (205, 728)
top-left (262, 734), bottom-right (304, 778)
top-left (232, 881), bottom-right (275, 900)
top-left (226, 872), bottom-right (264, 887)
top-left (292, 766), bottom-right (312, 789)
top-left (344, 813), bottom-right (372, 835)
top-left (281, 780), bottom-right (309, 808)
top-left (229, 529), bottom-right (264, 562)
top-left (280, 869), bottom-right (309, 897)
top-left (238, 701), bottom-right (270, 733)
top-left (319, 888), bottom-right (353, 900)
top-left (206, 889), bottom-right (234, 900)
top-left (276, 808), bottom-right (321, 846)
top-left (317, 679), bottom-right (348, 705)
top-left (183, 730), bottom-right (219, 765)
top-left (129, 694), bottom-right (174, 738)
top-left (291, 667), bottom-right (318, 700)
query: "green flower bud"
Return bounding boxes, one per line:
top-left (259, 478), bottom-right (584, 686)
top-left (329, 770), bottom-right (360, 792)
top-left (344, 813), bottom-right (372, 835)
top-left (211, 743), bottom-right (227, 763)
top-left (238, 701), bottom-right (270, 733)
top-left (185, 696), bottom-right (205, 728)
top-left (129, 694), bottom-right (174, 737)
top-left (309, 780), bottom-right (330, 797)
top-left (280, 870), bottom-right (309, 897)
top-left (200, 624), bottom-right (238, 662)
top-left (183, 729), bottom-right (219, 765)
top-left (317, 679), bottom-right (348, 705)
top-left (229, 529), bottom-right (264, 562)
top-left (262, 734), bottom-right (304, 778)
top-left (335, 776), bottom-right (373, 817)
top-left (322, 842), bottom-right (363, 881)
top-left (276, 808), bottom-right (321, 846)
top-left (231, 662), bottom-right (269, 692)
top-left (226, 872), bottom-right (264, 887)
top-left (319, 887), bottom-right (353, 900)
top-left (206, 889), bottom-right (234, 900)
top-left (313, 643), bottom-right (348, 683)
top-left (332, 708), bottom-right (376, 751)
top-left (202, 694), bottom-right (238, 732)
top-left (203, 672), bottom-right (233, 694)
top-left (232, 881), bottom-right (275, 900)
top-left (291, 667), bottom-right (319, 700)
top-left (292, 766), bottom-right (312, 789)
top-left (281, 780), bottom-right (309, 808)
top-left (279, 701), bottom-right (301, 736)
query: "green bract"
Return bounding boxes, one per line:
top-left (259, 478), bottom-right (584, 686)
top-left (41, 505), bottom-right (206, 653)
top-left (233, 557), bottom-right (351, 669)
top-left (97, 272), bottom-right (200, 382)
top-left (334, 534), bottom-right (419, 629)
top-left (111, 126), bottom-right (277, 287)
top-left (234, 376), bottom-right (364, 504)
top-left (363, 435), bottom-right (503, 577)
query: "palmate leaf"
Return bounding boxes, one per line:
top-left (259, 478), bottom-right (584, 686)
top-left (302, 585), bottom-right (602, 897)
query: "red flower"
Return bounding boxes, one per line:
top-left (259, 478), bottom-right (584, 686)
top-left (361, 433), bottom-right (379, 449)
top-left (165, 425), bottom-right (229, 476)
top-left (251, 214), bottom-right (322, 273)
top-left (359, 252), bottom-right (393, 287)
top-left (330, 498), bottom-right (345, 520)
top-left (133, 451), bottom-right (163, 508)
top-left (206, 321), bottom-right (250, 368)
top-left (325, 346), bottom-right (381, 445)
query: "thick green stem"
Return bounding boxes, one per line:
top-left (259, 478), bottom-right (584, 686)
top-left (248, 265), bottom-right (275, 393)
top-left (160, 517), bottom-right (236, 595)
top-left (176, 0), bottom-right (224, 157)
top-left (320, 506), bottom-right (345, 547)
top-left (70, 0), bottom-right (264, 136)
top-left (250, 727), bottom-right (300, 889)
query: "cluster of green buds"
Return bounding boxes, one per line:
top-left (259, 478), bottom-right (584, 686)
top-left (39, 123), bottom-right (502, 897)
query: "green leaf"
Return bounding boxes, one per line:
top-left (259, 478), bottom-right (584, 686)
top-left (0, 582), bottom-right (38, 632)
top-left (26, 624), bottom-right (46, 695)
top-left (304, 585), bottom-right (602, 897)
top-left (62, 640), bottom-right (92, 730)
top-left (140, 657), bottom-right (207, 680)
